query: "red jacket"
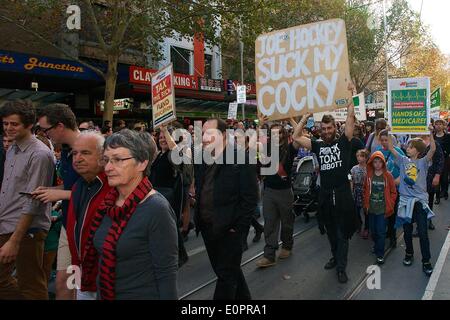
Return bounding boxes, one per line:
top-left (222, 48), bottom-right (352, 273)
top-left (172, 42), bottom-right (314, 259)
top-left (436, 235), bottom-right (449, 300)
top-left (66, 172), bottom-right (112, 292)
top-left (363, 151), bottom-right (397, 217)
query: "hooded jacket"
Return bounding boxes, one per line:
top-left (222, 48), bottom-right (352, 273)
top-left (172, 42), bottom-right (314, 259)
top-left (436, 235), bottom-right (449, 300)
top-left (363, 151), bottom-right (397, 217)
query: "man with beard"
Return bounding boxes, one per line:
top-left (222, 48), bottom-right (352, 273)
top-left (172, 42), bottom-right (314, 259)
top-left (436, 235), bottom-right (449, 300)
top-left (293, 84), bottom-right (358, 283)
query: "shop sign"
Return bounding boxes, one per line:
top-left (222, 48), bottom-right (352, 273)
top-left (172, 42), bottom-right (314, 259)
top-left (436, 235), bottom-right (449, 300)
top-left (99, 98), bottom-right (132, 111)
top-left (225, 80), bottom-right (256, 95)
top-left (0, 49), bottom-right (102, 81)
top-left (199, 77), bottom-right (223, 92)
top-left (130, 65), bottom-right (197, 90)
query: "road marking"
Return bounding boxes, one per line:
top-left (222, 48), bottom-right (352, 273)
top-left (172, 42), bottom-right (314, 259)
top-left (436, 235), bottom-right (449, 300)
top-left (422, 230), bottom-right (450, 300)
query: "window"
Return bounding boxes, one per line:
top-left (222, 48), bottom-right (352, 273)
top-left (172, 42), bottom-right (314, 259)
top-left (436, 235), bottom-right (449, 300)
top-left (205, 54), bottom-right (213, 78)
top-left (171, 46), bottom-right (191, 75)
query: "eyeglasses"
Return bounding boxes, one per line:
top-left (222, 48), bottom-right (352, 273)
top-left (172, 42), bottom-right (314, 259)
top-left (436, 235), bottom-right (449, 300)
top-left (79, 128), bottom-right (88, 132)
top-left (41, 124), bottom-right (58, 134)
top-left (99, 156), bottom-right (134, 167)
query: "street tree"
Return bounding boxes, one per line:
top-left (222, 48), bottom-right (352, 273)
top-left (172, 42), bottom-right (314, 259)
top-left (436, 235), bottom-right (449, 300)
top-left (0, 0), bottom-right (264, 122)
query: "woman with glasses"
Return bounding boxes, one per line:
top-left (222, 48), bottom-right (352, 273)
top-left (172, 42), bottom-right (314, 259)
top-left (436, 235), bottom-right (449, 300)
top-left (82, 129), bottom-right (178, 300)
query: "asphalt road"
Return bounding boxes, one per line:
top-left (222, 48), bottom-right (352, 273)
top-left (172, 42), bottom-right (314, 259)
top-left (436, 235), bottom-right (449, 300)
top-left (181, 199), bottom-right (450, 300)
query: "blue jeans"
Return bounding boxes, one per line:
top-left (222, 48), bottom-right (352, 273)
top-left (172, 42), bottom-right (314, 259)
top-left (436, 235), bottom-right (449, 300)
top-left (403, 202), bottom-right (431, 263)
top-left (369, 213), bottom-right (387, 258)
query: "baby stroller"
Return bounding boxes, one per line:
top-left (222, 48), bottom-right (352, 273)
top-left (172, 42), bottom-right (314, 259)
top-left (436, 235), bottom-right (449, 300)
top-left (291, 155), bottom-right (319, 222)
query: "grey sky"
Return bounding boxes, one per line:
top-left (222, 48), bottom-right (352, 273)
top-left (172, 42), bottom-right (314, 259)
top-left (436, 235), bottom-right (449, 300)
top-left (407, 0), bottom-right (450, 55)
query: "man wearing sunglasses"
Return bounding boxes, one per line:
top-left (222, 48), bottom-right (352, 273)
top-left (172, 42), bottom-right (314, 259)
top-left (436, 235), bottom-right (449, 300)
top-left (32, 103), bottom-right (81, 300)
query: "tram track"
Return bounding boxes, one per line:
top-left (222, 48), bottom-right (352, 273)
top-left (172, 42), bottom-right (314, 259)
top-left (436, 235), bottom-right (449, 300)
top-left (345, 230), bottom-right (405, 300)
top-left (179, 220), bottom-right (318, 300)
top-left (180, 216), bottom-right (406, 301)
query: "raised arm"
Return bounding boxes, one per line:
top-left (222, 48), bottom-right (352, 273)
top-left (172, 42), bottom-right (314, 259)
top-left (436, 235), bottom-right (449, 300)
top-left (345, 82), bottom-right (356, 141)
top-left (427, 124), bottom-right (436, 162)
top-left (292, 114), bottom-right (312, 150)
top-left (161, 125), bottom-right (178, 151)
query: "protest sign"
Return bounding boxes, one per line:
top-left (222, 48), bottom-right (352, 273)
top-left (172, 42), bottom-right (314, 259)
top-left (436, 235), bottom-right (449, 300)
top-left (388, 77), bottom-right (430, 134)
top-left (353, 92), bottom-right (366, 121)
top-left (228, 102), bottom-right (238, 120)
top-left (255, 19), bottom-right (352, 121)
top-left (152, 64), bottom-right (176, 128)
top-left (430, 88), bottom-right (441, 120)
top-left (431, 107), bottom-right (440, 120)
top-left (431, 87), bottom-right (441, 109)
top-left (237, 85), bottom-right (247, 104)
top-left (313, 93), bottom-right (366, 122)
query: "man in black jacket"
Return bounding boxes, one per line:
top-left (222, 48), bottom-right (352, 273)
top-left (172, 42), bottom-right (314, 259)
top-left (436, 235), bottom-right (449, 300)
top-left (194, 118), bottom-right (258, 300)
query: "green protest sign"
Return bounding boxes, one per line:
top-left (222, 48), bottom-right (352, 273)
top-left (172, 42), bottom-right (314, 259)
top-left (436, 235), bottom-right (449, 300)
top-left (388, 77), bottom-right (430, 134)
top-left (431, 87), bottom-right (441, 109)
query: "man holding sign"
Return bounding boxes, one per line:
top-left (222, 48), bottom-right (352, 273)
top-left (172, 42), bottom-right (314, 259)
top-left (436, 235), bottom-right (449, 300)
top-left (293, 83), bottom-right (358, 284)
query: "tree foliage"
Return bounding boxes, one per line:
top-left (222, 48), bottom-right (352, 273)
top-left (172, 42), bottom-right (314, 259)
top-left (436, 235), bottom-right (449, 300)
top-left (0, 0), bottom-right (265, 121)
top-left (222, 0), bottom-right (444, 98)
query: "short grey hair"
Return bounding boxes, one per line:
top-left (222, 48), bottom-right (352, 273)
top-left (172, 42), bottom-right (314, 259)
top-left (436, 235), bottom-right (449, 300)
top-left (104, 129), bottom-right (157, 176)
top-left (137, 131), bottom-right (158, 165)
top-left (78, 130), bottom-right (105, 153)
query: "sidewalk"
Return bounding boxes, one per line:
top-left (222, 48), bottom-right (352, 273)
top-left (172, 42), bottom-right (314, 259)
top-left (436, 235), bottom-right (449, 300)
top-left (423, 230), bottom-right (450, 300)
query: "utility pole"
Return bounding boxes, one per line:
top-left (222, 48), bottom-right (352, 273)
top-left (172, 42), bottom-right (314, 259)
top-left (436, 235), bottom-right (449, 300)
top-left (383, 0), bottom-right (389, 119)
top-left (239, 18), bottom-right (245, 120)
top-left (383, 0), bottom-right (388, 88)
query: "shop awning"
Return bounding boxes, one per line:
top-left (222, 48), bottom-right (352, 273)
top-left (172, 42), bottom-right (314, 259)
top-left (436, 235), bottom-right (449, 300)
top-left (0, 88), bottom-right (73, 104)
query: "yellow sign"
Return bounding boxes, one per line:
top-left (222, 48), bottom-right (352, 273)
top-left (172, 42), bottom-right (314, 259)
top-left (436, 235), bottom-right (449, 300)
top-left (0, 55), bottom-right (15, 64)
top-left (24, 57), bottom-right (84, 73)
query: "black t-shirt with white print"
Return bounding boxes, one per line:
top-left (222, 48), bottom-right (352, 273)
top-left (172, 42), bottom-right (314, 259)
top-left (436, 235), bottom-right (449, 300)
top-left (311, 135), bottom-right (352, 189)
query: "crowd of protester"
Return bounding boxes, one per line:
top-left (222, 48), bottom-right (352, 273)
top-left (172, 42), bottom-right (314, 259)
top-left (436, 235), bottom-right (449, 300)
top-left (0, 97), bottom-right (449, 300)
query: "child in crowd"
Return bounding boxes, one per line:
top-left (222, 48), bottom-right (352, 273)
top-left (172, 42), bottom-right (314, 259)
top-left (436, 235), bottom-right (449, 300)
top-left (363, 152), bottom-right (397, 264)
top-left (375, 129), bottom-right (406, 248)
top-left (387, 125), bottom-right (436, 276)
top-left (351, 149), bottom-right (369, 239)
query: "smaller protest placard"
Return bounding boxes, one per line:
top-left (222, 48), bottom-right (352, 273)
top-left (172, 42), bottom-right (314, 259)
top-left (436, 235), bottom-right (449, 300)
top-left (152, 64), bottom-right (176, 128)
top-left (228, 102), bottom-right (239, 120)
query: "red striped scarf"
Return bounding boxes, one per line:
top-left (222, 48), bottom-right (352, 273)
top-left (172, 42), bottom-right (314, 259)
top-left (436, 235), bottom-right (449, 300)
top-left (81, 177), bottom-right (153, 300)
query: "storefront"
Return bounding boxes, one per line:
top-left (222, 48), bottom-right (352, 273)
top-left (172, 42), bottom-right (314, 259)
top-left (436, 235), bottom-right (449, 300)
top-left (125, 65), bottom-right (258, 127)
top-left (0, 49), bottom-right (130, 122)
top-left (0, 50), bottom-right (258, 126)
